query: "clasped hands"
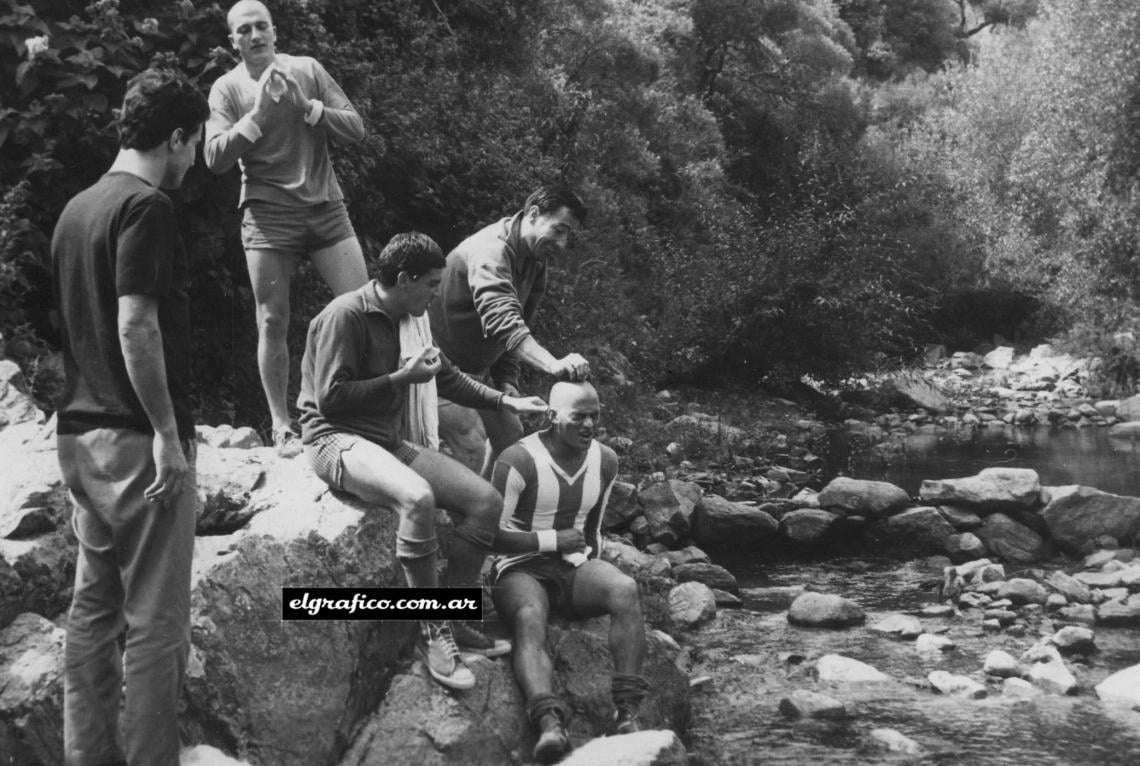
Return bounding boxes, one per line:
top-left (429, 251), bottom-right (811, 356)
top-left (252, 63), bottom-right (313, 121)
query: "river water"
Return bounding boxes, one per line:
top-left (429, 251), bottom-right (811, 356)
top-left (830, 423), bottom-right (1140, 497)
top-left (690, 557), bottom-right (1140, 765)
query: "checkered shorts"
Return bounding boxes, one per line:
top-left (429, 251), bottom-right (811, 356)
top-left (305, 432), bottom-right (421, 491)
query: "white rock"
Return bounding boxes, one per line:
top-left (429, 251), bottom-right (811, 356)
top-left (1096, 664), bottom-right (1140, 707)
top-left (1028, 659), bottom-right (1078, 695)
top-left (983, 650), bottom-right (1022, 678)
top-left (869, 614), bottom-right (924, 639)
top-left (868, 728), bottom-right (925, 755)
top-left (928, 670), bottom-right (987, 698)
top-left (816, 654), bottom-right (892, 684)
top-left (1002, 677), bottom-right (1041, 698)
top-left (181, 745), bottom-right (254, 765)
top-left (560, 730), bottom-right (686, 766)
top-left (915, 633), bottom-right (956, 652)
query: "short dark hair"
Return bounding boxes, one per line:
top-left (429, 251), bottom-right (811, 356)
top-left (117, 68), bottom-right (209, 151)
top-left (523, 185), bottom-right (587, 226)
top-left (375, 232), bottom-right (446, 286)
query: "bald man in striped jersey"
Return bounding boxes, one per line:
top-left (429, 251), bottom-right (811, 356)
top-left (490, 381), bottom-right (649, 763)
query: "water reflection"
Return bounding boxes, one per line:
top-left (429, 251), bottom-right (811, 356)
top-left (830, 425), bottom-right (1140, 498)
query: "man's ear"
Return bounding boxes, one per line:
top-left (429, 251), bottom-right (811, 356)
top-left (168, 127), bottom-right (185, 151)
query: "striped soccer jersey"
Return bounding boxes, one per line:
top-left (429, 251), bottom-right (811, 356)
top-left (491, 431), bottom-right (618, 573)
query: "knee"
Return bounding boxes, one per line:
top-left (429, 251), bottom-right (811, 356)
top-left (466, 485), bottom-right (502, 530)
top-left (397, 482), bottom-right (436, 530)
top-left (608, 575), bottom-right (641, 615)
top-left (256, 304), bottom-right (289, 339)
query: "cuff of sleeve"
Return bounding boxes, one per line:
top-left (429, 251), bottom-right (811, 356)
top-left (305, 99), bottom-right (325, 126)
top-left (235, 114), bottom-right (262, 143)
top-left (536, 530), bottom-right (558, 553)
top-left (503, 328), bottom-right (532, 352)
top-left (495, 392), bottom-right (506, 411)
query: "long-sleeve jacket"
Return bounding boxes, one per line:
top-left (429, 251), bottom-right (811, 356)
top-left (427, 213), bottom-right (546, 389)
top-left (298, 283), bottom-right (505, 450)
top-left (203, 53), bottom-right (364, 207)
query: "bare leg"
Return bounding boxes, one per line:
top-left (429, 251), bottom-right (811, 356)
top-left (407, 447), bottom-right (502, 589)
top-left (493, 572), bottom-right (554, 699)
top-left (338, 440), bottom-right (438, 588)
top-left (310, 236), bottom-right (369, 295)
top-left (245, 248), bottom-right (296, 433)
top-left (572, 559), bottom-right (645, 675)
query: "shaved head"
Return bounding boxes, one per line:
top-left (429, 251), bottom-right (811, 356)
top-left (545, 381), bottom-right (601, 453)
top-left (548, 381), bottom-right (598, 411)
top-left (228, 0), bottom-right (271, 29)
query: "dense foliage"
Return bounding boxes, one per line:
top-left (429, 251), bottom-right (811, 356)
top-left (12, 0), bottom-right (1132, 430)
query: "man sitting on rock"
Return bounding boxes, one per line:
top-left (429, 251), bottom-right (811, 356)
top-left (298, 232), bottom-right (547, 690)
top-left (490, 381), bottom-right (650, 763)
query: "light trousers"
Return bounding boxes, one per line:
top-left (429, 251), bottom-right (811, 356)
top-left (58, 429), bottom-right (196, 766)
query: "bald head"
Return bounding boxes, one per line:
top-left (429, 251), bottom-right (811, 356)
top-left (545, 381), bottom-right (601, 453)
top-left (227, 0), bottom-right (270, 29)
top-left (548, 381), bottom-right (599, 411)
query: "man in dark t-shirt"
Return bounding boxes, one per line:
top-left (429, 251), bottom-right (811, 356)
top-left (51, 68), bottom-right (208, 766)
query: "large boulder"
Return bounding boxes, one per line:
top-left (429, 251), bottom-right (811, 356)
top-left (877, 507), bottom-right (956, 556)
top-left (603, 481), bottom-right (641, 532)
top-left (637, 480), bottom-right (700, 548)
top-left (0, 613), bottom-right (64, 766)
top-left (0, 532), bottom-right (77, 631)
top-left (919, 468), bottom-right (1041, 511)
top-left (817, 478), bottom-right (909, 519)
top-left (1042, 487), bottom-right (1140, 553)
top-left (881, 371), bottom-right (949, 413)
top-left (338, 625), bottom-right (688, 765)
top-left (975, 513), bottom-right (1048, 563)
top-left (672, 563), bottom-right (738, 593)
top-left (691, 495), bottom-right (778, 547)
top-left (787, 592), bottom-right (865, 628)
top-left (780, 509), bottom-right (840, 545)
top-left (181, 459), bottom-right (412, 766)
top-left (668, 582), bottom-right (717, 628)
top-left (194, 445), bottom-right (268, 535)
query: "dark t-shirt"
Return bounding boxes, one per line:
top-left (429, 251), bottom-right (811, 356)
top-left (51, 171), bottom-right (194, 440)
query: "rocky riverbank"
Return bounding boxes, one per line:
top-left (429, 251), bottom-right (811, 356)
top-left (6, 343), bottom-right (1140, 765)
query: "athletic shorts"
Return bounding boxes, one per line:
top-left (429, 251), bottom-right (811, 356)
top-left (493, 554), bottom-right (582, 619)
top-left (240, 199), bottom-right (356, 255)
top-left (305, 432), bottom-right (421, 492)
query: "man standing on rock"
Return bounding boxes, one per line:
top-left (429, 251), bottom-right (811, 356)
top-left (490, 381), bottom-right (649, 763)
top-left (52, 68), bottom-right (208, 766)
top-left (205, 0), bottom-right (369, 457)
top-left (298, 232), bottom-right (548, 690)
top-left (429, 186), bottom-right (592, 475)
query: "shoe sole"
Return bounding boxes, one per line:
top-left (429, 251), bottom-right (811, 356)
top-left (417, 651), bottom-right (475, 690)
top-left (533, 737), bottom-right (571, 764)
